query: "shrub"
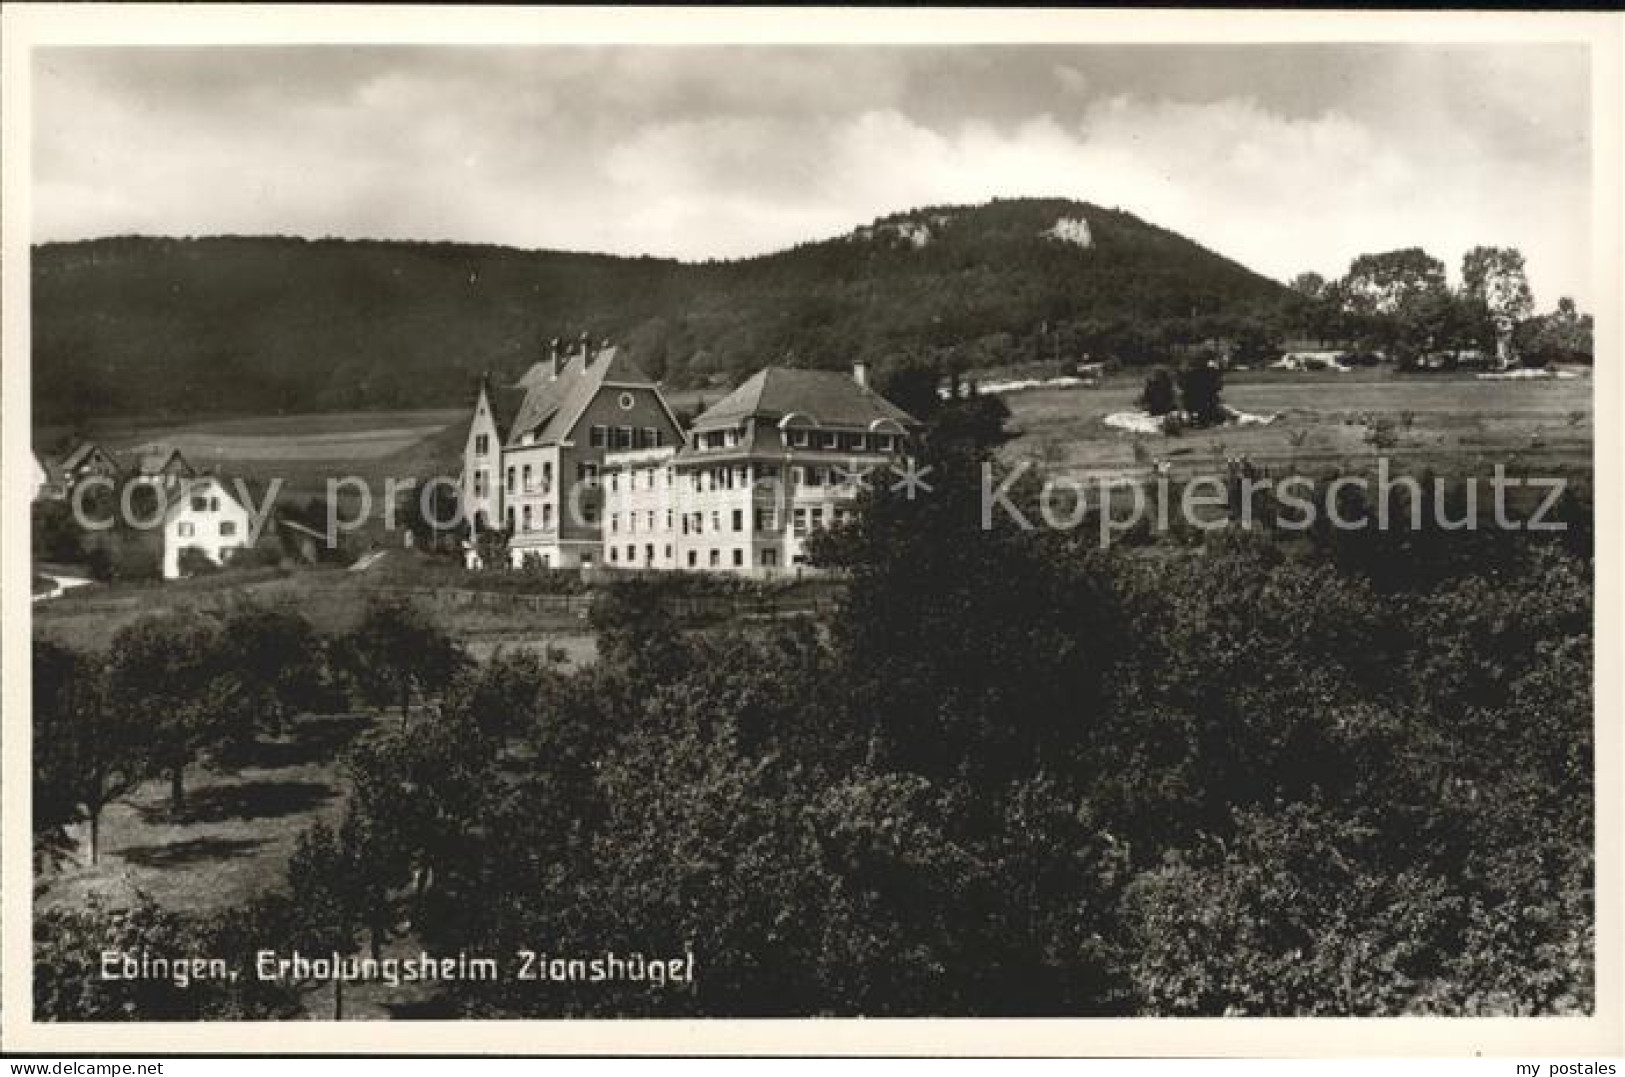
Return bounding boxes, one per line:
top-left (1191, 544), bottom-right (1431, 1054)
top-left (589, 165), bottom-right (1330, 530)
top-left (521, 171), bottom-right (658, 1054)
top-left (1137, 368), bottom-right (1177, 416)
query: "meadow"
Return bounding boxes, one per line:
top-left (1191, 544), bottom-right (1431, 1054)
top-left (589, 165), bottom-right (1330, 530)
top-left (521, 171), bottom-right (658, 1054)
top-left (998, 366), bottom-right (1593, 483)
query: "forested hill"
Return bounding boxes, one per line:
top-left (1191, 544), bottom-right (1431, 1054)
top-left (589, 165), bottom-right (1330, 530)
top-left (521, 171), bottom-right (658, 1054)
top-left (32, 198), bottom-right (1291, 422)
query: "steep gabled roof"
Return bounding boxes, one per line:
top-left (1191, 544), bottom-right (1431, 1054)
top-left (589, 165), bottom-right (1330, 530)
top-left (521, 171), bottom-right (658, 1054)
top-left (60, 441), bottom-right (115, 474)
top-left (691, 367), bottom-right (920, 432)
top-left (504, 346), bottom-right (660, 448)
top-left (121, 445), bottom-right (194, 476)
top-left (485, 384), bottom-right (529, 441)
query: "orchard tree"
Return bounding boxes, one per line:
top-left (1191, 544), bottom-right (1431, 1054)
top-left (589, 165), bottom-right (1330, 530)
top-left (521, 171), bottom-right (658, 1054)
top-left (34, 640), bottom-right (148, 865)
top-left (106, 611), bottom-right (230, 812)
top-left (216, 605), bottom-right (327, 739)
top-left (347, 598), bottom-right (466, 724)
top-left (284, 822), bottom-right (369, 1019)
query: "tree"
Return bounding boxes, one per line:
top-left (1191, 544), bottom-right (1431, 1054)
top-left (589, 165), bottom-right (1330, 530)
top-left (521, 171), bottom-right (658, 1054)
top-left (215, 605), bottom-right (327, 740)
top-left (284, 822), bottom-right (369, 1019)
top-left (1137, 368), bottom-right (1177, 417)
top-left (106, 611), bottom-right (230, 812)
top-left (1517, 297), bottom-right (1593, 366)
top-left (1461, 246), bottom-right (1534, 325)
top-left (176, 545), bottom-right (222, 577)
top-left (873, 352), bottom-right (943, 422)
top-left (1177, 356), bottom-right (1225, 425)
top-left (1339, 248), bottom-right (1451, 366)
top-left (346, 598), bottom-right (466, 724)
top-left (34, 640), bottom-right (146, 865)
top-left (1288, 271), bottom-right (1327, 298)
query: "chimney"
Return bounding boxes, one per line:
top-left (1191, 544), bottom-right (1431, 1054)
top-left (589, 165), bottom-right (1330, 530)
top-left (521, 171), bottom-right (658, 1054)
top-left (852, 360), bottom-right (869, 388)
top-left (578, 331), bottom-right (593, 367)
top-left (547, 337), bottom-right (560, 381)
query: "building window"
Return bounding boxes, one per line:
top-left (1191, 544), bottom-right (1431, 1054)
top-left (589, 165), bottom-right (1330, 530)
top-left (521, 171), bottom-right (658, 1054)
top-left (609, 473), bottom-right (619, 493)
top-left (664, 544), bottom-right (673, 559)
top-left (687, 550), bottom-right (697, 568)
top-left (647, 510), bottom-right (655, 532)
top-left (665, 510), bottom-right (674, 530)
top-left (760, 548), bottom-right (778, 567)
top-left (711, 511), bottom-right (721, 533)
top-left (791, 429), bottom-right (810, 448)
top-left (522, 464), bottom-right (532, 490)
top-left (732, 549), bottom-right (744, 568)
top-left (542, 462), bottom-right (553, 485)
top-left (732, 509), bottom-right (744, 532)
top-left (617, 426), bottom-right (634, 449)
top-left (645, 544), bottom-right (655, 564)
top-left (610, 513), bottom-right (619, 533)
top-left (628, 513), bottom-right (636, 533)
top-left (590, 425), bottom-right (609, 448)
top-left (610, 547), bottom-right (618, 563)
top-left (507, 508), bottom-right (516, 531)
top-left (474, 472), bottom-right (487, 497)
top-left (822, 431), bottom-right (840, 449)
top-left (522, 505), bottom-right (533, 531)
top-left (709, 549), bottom-right (720, 568)
top-left (543, 504), bottom-right (554, 529)
top-left (178, 522), bottom-right (194, 538)
top-left (852, 434), bottom-right (868, 452)
top-left (756, 509), bottom-right (777, 531)
top-left (506, 467), bottom-right (516, 494)
top-left (582, 553), bottom-right (595, 567)
top-left (475, 433), bottom-right (489, 455)
top-left (626, 544), bottom-right (635, 562)
top-left (793, 508), bottom-right (808, 537)
top-left (191, 496), bottom-right (208, 511)
top-left (648, 428), bottom-right (663, 447)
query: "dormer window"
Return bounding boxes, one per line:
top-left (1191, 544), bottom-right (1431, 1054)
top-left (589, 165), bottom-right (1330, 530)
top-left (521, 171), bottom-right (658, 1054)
top-left (821, 432), bottom-right (839, 450)
top-left (790, 429), bottom-right (810, 448)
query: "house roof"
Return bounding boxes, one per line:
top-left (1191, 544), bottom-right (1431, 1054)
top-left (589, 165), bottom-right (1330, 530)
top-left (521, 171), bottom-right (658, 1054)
top-left (691, 367), bottom-right (921, 433)
top-left (121, 445), bottom-right (193, 475)
top-left (485, 384), bottom-right (529, 441)
top-left (503, 345), bottom-right (659, 448)
top-left (60, 441), bottom-right (112, 473)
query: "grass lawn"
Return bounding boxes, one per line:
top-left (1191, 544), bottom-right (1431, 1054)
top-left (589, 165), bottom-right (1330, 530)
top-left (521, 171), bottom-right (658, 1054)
top-left (999, 367), bottom-right (1593, 482)
top-left (39, 713), bottom-right (380, 919)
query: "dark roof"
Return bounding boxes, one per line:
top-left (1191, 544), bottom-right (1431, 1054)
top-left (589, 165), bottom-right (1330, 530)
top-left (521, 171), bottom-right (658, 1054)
top-left (60, 441), bottom-right (113, 473)
top-left (121, 445), bottom-right (193, 475)
top-left (486, 385), bottom-right (528, 441)
top-left (691, 367), bottom-right (920, 432)
top-left (504, 345), bottom-right (659, 448)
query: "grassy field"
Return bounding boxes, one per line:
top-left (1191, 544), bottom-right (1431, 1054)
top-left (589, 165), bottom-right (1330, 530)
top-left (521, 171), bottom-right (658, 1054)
top-left (40, 713), bottom-right (375, 920)
top-left (999, 367), bottom-right (1592, 482)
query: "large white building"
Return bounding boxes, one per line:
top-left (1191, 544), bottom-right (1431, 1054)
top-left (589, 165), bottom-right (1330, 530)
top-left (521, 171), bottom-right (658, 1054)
top-left (462, 354), bottom-right (921, 575)
top-left (462, 338), bottom-right (686, 569)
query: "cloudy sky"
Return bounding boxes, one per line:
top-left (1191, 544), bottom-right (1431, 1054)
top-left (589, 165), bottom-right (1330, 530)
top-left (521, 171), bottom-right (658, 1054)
top-left (32, 43), bottom-right (1593, 306)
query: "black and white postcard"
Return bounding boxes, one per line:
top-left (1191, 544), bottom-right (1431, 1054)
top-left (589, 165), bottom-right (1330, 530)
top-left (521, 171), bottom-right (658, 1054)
top-left (2, 4), bottom-right (1620, 1058)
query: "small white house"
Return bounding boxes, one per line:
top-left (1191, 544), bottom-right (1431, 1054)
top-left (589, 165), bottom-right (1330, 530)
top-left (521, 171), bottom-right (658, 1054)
top-left (163, 476), bottom-right (253, 579)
